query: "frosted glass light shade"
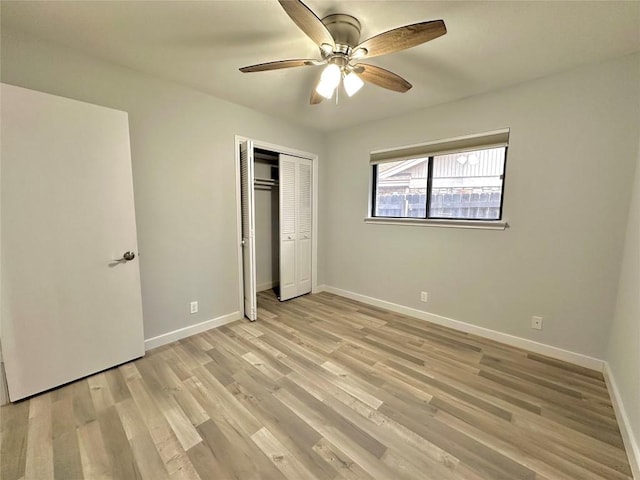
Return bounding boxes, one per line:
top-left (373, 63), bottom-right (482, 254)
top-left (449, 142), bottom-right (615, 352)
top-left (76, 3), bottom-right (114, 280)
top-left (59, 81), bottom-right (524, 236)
top-left (343, 72), bottom-right (364, 97)
top-left (316, 64), bottom-right (341, 99)
top-left (316, 81), bottom-right (336, 99)
top-left (321, 63), bottom-right (341, 85)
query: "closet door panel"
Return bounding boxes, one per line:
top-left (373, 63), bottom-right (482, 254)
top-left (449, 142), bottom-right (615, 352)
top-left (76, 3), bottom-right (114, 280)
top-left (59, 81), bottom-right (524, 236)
top-left (240, 140), bottom-right (257, 320)
top-left (298, 236), bottom-right (312, 293)
top-left (280, 237), bottom-right (296, 298)
top-left (297, 159), bottom-right (312, 294)
top-left (279, 156), bottom-right (297, 301)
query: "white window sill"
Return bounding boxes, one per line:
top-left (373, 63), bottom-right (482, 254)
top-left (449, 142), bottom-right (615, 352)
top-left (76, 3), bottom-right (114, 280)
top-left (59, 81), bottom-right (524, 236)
top-left (364, 217), bottom-right (508, 230)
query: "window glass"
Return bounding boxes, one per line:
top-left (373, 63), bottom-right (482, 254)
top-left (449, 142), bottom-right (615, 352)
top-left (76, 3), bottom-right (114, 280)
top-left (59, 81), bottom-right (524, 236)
top-left (429, 147), bottom-right (506, 220)
top-left (371, 146), bottom-right (507, 221)
top-left (374, 158), bottom-right (428, 218)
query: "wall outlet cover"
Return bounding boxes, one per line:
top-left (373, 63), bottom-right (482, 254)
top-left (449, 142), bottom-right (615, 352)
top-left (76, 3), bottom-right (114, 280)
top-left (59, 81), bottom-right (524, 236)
top-left (531, 316), bottom-right (543, 330)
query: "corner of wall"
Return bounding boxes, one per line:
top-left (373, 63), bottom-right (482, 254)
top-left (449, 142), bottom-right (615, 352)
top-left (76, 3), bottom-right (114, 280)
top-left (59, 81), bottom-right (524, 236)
top-left (604, 363), bottom-right (640, 479)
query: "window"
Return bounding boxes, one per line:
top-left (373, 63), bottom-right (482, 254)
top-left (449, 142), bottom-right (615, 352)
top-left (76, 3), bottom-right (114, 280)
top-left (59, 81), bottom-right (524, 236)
top-left (370, 130), bottom-right (508, 224)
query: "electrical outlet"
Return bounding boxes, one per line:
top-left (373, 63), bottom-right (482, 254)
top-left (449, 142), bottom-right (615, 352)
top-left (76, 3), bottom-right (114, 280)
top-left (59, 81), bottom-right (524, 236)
top-left (190, 301), bottom-right (198, 314)
top-left (531, 316), bottom-right (543, 330)
top-left (420, 291), bottom-right (428, 302)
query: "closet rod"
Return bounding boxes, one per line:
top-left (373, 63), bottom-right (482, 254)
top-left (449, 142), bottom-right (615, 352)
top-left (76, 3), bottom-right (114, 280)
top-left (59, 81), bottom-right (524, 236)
top-left (254, 177), bottom-right (278, 184)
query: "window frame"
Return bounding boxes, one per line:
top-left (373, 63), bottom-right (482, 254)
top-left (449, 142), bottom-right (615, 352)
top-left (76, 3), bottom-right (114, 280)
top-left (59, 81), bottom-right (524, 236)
top-left (366, 130), bottom-right (510, 230)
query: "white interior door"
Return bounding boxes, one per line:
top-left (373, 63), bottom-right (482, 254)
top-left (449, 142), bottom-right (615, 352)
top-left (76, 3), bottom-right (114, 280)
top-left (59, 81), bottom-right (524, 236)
top-left (279, 154), bottom-right (312, 301)
top-left (297, 158), bottom-right (312, 295)
top-left (240, 140), bottom-right (257, 320)
top-left (279, 155), bottom-right (297, 301)
top-left (1, 84), bottom-right (145, 401)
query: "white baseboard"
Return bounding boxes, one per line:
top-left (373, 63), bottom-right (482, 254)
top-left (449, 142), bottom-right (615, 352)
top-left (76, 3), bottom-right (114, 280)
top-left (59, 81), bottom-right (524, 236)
top-left (604, 363), bottom-right (640, 479)
top-left (316, 285), bottom-right (604, 371)
top-left (144, 311), bottom-right (242, 351)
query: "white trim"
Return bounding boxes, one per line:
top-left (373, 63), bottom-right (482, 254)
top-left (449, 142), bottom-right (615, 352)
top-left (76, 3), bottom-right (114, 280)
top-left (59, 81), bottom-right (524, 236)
top-left (364, 217), bottom-right (508, 230)
top-left (235, 135), bottom-right (245, 320)
top-left (604, 363), bottom-right (640, 479)
top-left (234, 135), bottom-right (319, 314)
top-left (318, 285), bottom-right (604, 371)
top-left (144, 311), bottom-right (241, 351)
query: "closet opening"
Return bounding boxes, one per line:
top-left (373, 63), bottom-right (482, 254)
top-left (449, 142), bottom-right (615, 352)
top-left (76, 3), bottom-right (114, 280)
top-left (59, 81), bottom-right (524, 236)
top-left (236, 137), bottom-right (318, 321)
top-left (253, 148), bottom-right (280, 298)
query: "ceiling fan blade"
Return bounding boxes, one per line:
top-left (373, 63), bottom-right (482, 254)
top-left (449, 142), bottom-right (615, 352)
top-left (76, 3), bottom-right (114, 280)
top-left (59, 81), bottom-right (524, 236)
top-left (278, 0), bottom-right (335, 48)
top-left (354, 20), bottom-right (446, 59)
top-left (239, 59), bottom-right (323, 73)
top-left (354, 64), bottom-right (412, 93)
top-left (310, 86), bottom-right (324, 105)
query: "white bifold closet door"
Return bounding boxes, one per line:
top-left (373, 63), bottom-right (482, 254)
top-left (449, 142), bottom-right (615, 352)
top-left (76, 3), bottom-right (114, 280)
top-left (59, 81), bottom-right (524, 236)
top-left (240, 140), bottom-right (258, 320)
top-left (279, 154), bottom-right (312, 301)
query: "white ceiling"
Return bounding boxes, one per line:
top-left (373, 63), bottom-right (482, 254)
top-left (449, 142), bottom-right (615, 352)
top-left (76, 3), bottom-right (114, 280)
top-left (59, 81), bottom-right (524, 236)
top-left (2, 1), bottom-right (639, 132)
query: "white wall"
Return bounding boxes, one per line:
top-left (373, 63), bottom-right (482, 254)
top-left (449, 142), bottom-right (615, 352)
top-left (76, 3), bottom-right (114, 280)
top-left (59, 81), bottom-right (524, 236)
top-left (322, 53), bottom-right (640, 360)
top-left (607, 137), bottom-right (640, 474)
top-left (0, 29), bottom-right (325, 340)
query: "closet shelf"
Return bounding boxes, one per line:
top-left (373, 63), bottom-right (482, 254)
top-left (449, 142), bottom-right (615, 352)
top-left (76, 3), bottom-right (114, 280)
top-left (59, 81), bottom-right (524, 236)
top-left (254, 178), bottom-right (278, 187)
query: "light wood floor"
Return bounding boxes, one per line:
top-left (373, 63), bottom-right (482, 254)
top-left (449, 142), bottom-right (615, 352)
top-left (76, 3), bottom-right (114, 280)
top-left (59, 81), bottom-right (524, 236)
top-left (1, 291), bottom-right (633, 480)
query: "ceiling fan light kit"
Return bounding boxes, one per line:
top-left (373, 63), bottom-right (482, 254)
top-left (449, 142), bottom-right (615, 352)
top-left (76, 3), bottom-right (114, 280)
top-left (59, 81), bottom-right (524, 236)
top-left (239, 0), bottom-right (447, 105)
top-left (343, 71), bottom-right (364, 97)
top-left (316, 63), bottom-right (341, 99)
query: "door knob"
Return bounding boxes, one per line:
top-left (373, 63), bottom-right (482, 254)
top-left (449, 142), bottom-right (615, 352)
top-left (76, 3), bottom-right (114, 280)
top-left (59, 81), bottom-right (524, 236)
top-left (115, 251), bottom-right (135, 262)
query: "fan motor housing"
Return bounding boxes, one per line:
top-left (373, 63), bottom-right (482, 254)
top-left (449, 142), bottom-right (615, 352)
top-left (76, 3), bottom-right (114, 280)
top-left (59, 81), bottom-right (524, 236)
top-left (322, 14), bottom-right (361, 49)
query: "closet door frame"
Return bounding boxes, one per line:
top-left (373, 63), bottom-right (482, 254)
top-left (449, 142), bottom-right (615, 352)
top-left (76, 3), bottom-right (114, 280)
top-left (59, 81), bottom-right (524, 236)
top-left (234, 135), bottom-right (318, 319)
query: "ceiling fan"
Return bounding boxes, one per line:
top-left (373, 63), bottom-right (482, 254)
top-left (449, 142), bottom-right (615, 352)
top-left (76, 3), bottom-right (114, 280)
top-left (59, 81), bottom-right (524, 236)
top-left (239, 0), bottom-right (447, 104)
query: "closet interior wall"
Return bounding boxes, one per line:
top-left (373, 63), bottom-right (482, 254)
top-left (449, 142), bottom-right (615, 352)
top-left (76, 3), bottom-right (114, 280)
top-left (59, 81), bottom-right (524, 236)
top-left (253, 149), bottom-right (279, 293)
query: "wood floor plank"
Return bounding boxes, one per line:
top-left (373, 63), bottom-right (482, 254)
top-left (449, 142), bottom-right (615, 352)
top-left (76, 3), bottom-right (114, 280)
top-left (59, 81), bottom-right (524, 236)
top-left (229, 369), bottom-right (335, 480)
top-left (197, 418), bottom-right (287, 480)
top-left (87, 373), bottom-right (115, 413)
top-left (251, 426), bottom-right (322, 480)
top-left (103, 367), bottom-right (132, 404)
top-left (25, 394), bottom-right (54, 480)
top-left (51, 387), bottom-right (84, 480)
top-left (273, 383), bottom-right (398, 480)
top-left (312, 437), bottom-right (377, 480)
top-left (77, 420), bottom-right (111, 480)
top-left (292, 370), bottom-right (464, 480)
top-left (185, 441), bottom-right (227, 479)
top-left (436, 408), bottom-right (631, 480)
top-left (125, 369), bottom-right (200, 478)
top-left (115, 398), bottom-right (170, 480)
top-left (97, 406), bottom-right (142, 480)
top-left (0, 400), bottom-right (29, 480)
top-left (1, 290), bottom-right (633, 480)
top-left (72, 380), bottom-right (97, 427)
